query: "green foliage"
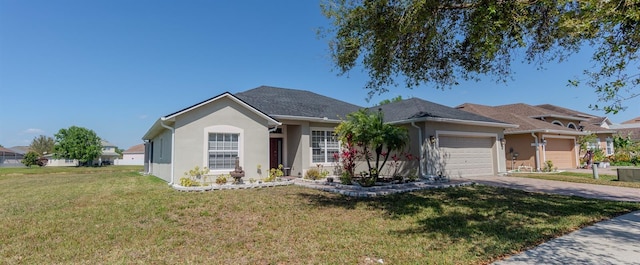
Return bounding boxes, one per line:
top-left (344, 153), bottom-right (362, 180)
top-left (592, 148), bottom-right (606, 162)
top-left (266, 164), bottom-right (283, 182)
top-left (29, 135), bottom-right (54, 156)
top-left (21, 151), bottom-right (40, 167)
top-left (321, 0), bottom-right (640, 113)
top-left (577, 134), bottom-right (598, 153)
top-left (542, 160), bottom-right (555, 173)
top-left (335, 109), bottom-right (409, 182)
top-left (53, 126), bottom-right (102, 165)
top-left (181, 166), bottom-right (210, 186)
top-left (406, 168), bottom-right (418, 182)
top-left (215, 175), bottom-right (228, 185)
top-left (377, 95), bottom-right (403, 105)
top-left (179, 177), bottom-right (199, 187)
top-left (339, 172), bottom-right (353, 185)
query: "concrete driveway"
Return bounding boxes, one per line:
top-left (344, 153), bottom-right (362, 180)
top-left (460, 175), bottom-right (640, 264)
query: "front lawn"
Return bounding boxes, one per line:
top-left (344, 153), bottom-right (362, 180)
top-left (514, 171), bottom-right (640, 189)
top-left (1, 167), bottom-right (639, 264)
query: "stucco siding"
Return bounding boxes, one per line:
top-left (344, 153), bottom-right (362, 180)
top-left (149, 129), bottom-right (173, 182)
top-left (504, 134), bottom-right (537, 171)
top-left (173, 97), bottom-right (270, 181)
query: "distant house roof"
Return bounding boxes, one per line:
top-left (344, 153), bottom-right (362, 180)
top-left (535, 104), bottom-right (598, 119)
top-left (622, 116), bottom-right (640, 124)
top-left (457, 103), bottom-right (587, 135)
top-left (101, 140), bottom-right (117, 147)
top-left (377, 98), bottom-right (516, 128)
top-left (235, 86), bottom-right (362, 121)
top-left (8, 146), bottom-right (30, 154)
top-left (0, 147), bottom-right (22, 156)
top-left (123, 144), bottom-right (145, 154)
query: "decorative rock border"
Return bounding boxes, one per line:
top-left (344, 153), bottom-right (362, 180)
top-left (293, 179), bottom-right (476, 198)
top-left (172, 180), bottom-right (293, 192)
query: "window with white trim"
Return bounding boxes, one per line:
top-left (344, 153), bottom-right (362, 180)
top-left (587, 138), bottom-right (600, 150)
top-left (606, 137), bottom-right (614, 155)
top-left (208, 133), bottom-right (239, 169)
top-left (311, 130), bottom-right (339, 164)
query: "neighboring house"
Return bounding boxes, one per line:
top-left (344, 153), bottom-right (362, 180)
top-left (142, 86), bottom-right (516, 185)
top-left (611, 116), bottom-right (640, 141)
top-left (45, 140), bottom-right (120, 166)
top-left (536, 104), bottom-right (617, 156)
top-left (99, 140), bottom-right (120, 165)
top-left (0, 147), bottom-right (24, 167)
top-left (457, 103), bottom-right (616, 171)
top-left (114, 144), bottom-right (145, 166)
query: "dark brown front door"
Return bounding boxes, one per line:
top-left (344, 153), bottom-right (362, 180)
top-left (269, 138), bottom-right (282, 170)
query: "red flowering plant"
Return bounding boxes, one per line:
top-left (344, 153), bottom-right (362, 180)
top-left (332, 133), bottom-right (362, 184)
top-left (335, 109), bottom-right (409, 186)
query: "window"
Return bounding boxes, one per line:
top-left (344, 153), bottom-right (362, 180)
top-left (208, 133), bottom-right (239, 169)
top-left (587, 138), bottom-right (600, 150)
top-left (552, 120), bottom-right (564, 127)
top-left (567, 122), bottom-right (577, 130)
top-left (312, 130), bottom-right (339, 163)
top-left (606, 137), bottom-right (614, 155)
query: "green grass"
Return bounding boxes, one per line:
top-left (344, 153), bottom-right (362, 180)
top-left (514, 171), bottom-right (640, 189)
top-left (1, 167), bottom-right (639, 264)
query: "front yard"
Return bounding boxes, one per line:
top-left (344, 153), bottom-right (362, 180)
top-left (1, 167), bottom-right (639, 264)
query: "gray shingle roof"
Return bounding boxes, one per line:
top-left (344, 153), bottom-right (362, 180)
top-left (377, 98), bottom-right (509, 124)
top-left (234, 86), bottom-right (362, 120)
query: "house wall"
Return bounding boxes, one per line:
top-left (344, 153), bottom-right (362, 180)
top-left (284, 124), bottom-right (304, 177)
top-left (149, 129), bottom-right (173, 182)
top-left (46, 158), bottom-right (79, 167)
top-left (504, 134), bottom-right (537, 171)
top-left (173, 97), bottom-right (270, 181)
top-left (114, 153), bottom-right (144, 166)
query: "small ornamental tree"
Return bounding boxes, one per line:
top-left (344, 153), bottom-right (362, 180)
top-left (21, 151), bottom-right (39, 167)
top-left (335, 109), bottom-right (409, 186)
top-left (54, 126), bottom-right (102, 166)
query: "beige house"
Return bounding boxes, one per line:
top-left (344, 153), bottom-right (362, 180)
top-left (458, 103), bottom-right (616, 171)
top-left (142, 86), bottom-right (516, 185)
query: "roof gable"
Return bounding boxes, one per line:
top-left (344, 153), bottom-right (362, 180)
top-left (123, 144), bottom-right (145, 154)
top-left (234, 86), bottom-right (362, 120)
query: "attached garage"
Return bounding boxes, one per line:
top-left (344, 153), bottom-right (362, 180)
top-left (438, 135), bottom-right (496, 177)
top-left (544, 137), bottom-right (576, 169)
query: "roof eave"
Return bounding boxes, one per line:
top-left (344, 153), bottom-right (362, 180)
top-left (272, 115), bottom-right (343, 124)
top-left (506, 129), bottom-right (589, 135)
top-left (529, 114), bottom-right (589, 121)
top-left (389, 117), bottom-right (519, 128)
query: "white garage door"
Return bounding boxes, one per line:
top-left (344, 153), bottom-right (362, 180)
top-left (439, 136), bottom-right (495, 177)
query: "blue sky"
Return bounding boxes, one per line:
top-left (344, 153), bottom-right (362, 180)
top-left (1, 0), bottom-right (638, 150)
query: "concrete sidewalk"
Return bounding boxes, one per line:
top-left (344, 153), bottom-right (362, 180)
top-left (460, 175), bottom-right (640, 264)
top-left (493, 210), bottom-right (640, 265)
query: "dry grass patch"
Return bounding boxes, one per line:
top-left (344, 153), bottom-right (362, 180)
top-left (1, 167), bottom-right (639, 264)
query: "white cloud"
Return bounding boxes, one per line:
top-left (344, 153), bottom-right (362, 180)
top-left (23, 128), bottom-right (44, 134)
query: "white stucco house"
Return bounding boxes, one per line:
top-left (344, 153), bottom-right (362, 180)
top-left (114, 144), bottom-right (145, 166)
top-left (142, 86), bottom-right (516, 185)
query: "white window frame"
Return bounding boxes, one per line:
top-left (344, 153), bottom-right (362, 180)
top-left (567, 122), bottom-right (577, 130)
top-left (203, 125), bottom-right (243, 174)
top-left (605, 137), bottom-right (614, 155)
top-left (552, 120), bottom-right (564, 127)
top-left (310, 128), bottom-right (339, 165)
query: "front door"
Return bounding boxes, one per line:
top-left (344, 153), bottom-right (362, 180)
top-left (269, 138), bottom-right (283, 170)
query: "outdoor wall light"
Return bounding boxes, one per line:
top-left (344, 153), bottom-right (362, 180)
top-left (500, 138), bottom-right (506, 149)
top-left (429, 135), bottom-right (437, 144)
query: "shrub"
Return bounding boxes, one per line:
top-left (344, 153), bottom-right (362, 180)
top-left (21, 151), bottom-right (40, 167)
top-left (265, 164), bottom-right (283, 182)
top-left (180, 177), bottom-right (198, 187)
top-left (305, 168), bottom-right (322, 180)
top-left (339, 172), bottom-right (352, 184)
top-left (215, 175), bottom-right (228, 185)
top-left (543, 160), bottom-right (554, 172)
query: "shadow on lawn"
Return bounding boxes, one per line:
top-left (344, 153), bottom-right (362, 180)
top-left (296, 185), bottom-right (637, 254)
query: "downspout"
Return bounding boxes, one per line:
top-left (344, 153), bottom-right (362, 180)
top-left (531, 132), bottom-right (541, 172)
top-left (411, 122), bottom-right (426, 177)
top-left (160, 118), bottom-right (176, 185)
top-left (268, 124), bottom-right (279, 133)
